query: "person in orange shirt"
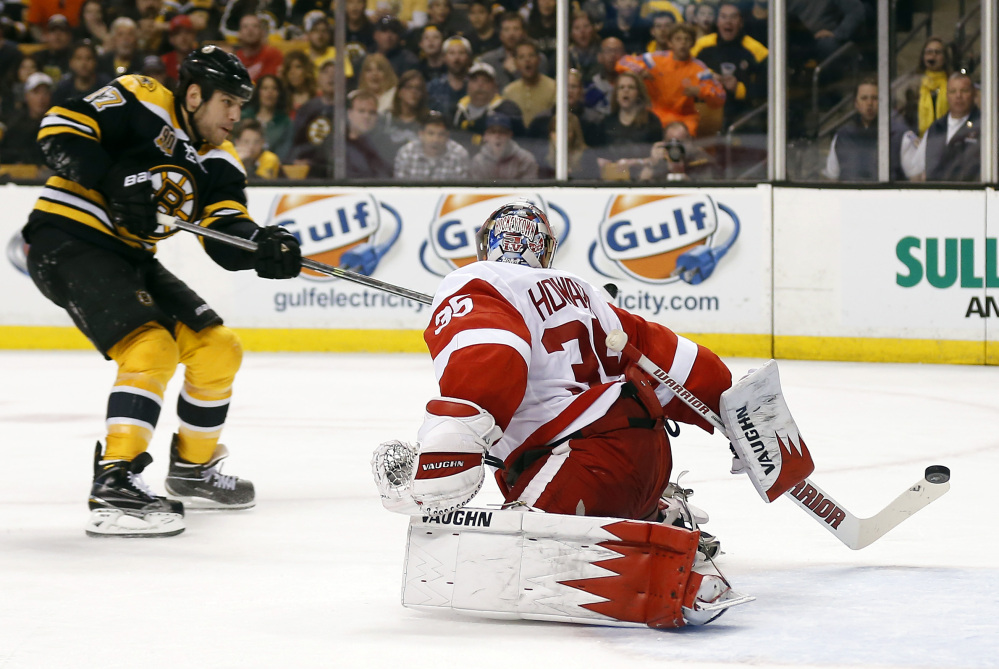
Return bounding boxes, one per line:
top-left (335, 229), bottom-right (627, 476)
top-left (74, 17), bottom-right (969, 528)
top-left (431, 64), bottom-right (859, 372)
top-left (617, 23), bottom-right (724, 136)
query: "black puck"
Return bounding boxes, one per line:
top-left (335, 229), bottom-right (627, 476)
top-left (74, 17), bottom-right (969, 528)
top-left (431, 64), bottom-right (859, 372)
top-left (924, 465), bottom-right (950, 484)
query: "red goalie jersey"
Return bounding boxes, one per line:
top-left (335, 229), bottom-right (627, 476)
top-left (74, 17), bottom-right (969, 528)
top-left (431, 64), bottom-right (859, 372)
top-left (425, 261), bottom-right (732, 520)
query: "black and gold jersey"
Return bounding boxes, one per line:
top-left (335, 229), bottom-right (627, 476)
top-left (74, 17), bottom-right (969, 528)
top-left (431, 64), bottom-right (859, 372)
top-left (25, 74), bottom-right (253, 257)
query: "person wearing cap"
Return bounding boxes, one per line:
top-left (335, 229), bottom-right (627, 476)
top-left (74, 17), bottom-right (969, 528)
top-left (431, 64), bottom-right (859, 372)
top-left (97, 17), bottom-right (148, 79)
top-left (373, 15), bottom-right (420, 77)
top-left (393, 110), bottom-right (470, 181)
top-left (235, 12), bottom-right (284, 82)
top-left (469, 111), bottom-right (538, 181)
top-left (162, 14), bottom-right (199, 82)
top-left (141, 54), bottom-right (172, 87)
top-left (427, 35), bottom-right (471, 121)
top-left (0, 71), bottom-right (53, 165)
top-left (27, 0), bottom-right (86, 41)
top-left (303, 10), bottom-right (354, 79)
top-left (51, 41), bottom-right (110, 107)
top-left (34, 15), bottom-right (75, 82)
top-left (453, 60), bottom-right (524, 150)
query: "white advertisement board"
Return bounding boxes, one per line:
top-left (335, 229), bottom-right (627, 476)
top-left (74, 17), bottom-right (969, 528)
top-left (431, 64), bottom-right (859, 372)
top-left (2, 185), bottom-right (773, 338)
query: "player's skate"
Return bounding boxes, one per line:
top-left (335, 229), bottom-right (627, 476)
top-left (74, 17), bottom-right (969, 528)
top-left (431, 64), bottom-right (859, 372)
top-left (681, 572), bottom-right (755, 625)
top-left (86, 444), bottom-right (185, 538)
top-left (164, 434), bottom-right (255, 510)
top-left (658, 480), bottom-right (722, 561)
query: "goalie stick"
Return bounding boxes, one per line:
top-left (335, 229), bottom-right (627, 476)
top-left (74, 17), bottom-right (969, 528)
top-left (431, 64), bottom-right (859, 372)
top-left (604, 329), bottom-right (951, 550)
top-left (156, 213), bottom-right (434, 305)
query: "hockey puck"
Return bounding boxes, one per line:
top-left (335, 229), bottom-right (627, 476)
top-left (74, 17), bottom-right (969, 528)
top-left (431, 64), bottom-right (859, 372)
top-left (924, 465), bottom-right (950, 484)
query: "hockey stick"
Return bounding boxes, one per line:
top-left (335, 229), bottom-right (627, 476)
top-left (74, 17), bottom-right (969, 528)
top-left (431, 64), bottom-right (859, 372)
top-left (605, 329), bottom-right (951, 550)
top-left (157, 213), bottom-right (434, 305)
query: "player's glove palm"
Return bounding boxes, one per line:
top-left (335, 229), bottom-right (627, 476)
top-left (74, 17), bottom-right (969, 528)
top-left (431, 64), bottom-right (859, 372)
top-left (252, 226), bottom-right (302, 279)
top-left (101, 171), bottom-right (159, 237)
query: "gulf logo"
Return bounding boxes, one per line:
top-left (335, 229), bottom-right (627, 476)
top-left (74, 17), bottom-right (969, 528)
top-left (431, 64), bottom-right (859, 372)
top-left (265, 192), bottom-right (400, 282)
top-left (421, 193), bottom-right (565, 276)
top-left (596, 193), bottom-right (720, 283)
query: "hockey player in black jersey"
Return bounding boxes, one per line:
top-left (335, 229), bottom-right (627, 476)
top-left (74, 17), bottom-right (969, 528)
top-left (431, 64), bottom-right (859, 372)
top-left (21, 46), bottom-right (303, 537)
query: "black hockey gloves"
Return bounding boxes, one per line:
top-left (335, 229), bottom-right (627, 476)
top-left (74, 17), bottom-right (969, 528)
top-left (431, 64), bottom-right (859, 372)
top-left (100, 169), bottom-right (160, 237)
top-left (252, 226), bottom-right (302, 279)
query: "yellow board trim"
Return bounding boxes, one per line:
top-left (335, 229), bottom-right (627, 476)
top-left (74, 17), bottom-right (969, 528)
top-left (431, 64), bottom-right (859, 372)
top-left (0, 327), bottom-right (994, 365)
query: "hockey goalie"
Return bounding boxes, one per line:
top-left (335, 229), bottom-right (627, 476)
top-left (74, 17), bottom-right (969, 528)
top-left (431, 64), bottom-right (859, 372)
top-left (372, 200), bottom-right (757, 629)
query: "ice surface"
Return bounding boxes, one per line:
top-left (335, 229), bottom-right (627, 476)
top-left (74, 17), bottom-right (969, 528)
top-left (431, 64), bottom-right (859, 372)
top-left (1, 351), bottom-right (996, 669)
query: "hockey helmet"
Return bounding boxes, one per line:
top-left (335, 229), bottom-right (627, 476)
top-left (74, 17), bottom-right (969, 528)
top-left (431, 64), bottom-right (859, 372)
top-left (475, 200), bottom-right (556, 269)
top-left (178, 45), bottom-right (253, 103)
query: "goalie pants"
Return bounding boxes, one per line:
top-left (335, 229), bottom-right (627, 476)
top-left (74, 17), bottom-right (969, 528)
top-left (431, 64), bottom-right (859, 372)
top-left (504, 386), bottom-right (672, 521)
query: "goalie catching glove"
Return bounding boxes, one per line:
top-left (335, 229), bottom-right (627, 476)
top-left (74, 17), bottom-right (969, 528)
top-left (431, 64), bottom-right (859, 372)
top-left (372, 397), bottom-right (502, 515)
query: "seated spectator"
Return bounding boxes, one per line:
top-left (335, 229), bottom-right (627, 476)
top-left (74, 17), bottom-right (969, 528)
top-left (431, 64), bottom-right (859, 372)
top-left (220, 0), bottom-right (287, 42)
top-left (646, 11), bottom-right (677, 53)
top-left (427, 35), bottom-right (471, 120)
top-left (692, 2), bottom-right (768, 130)
top-left (902, 72), bottom-right (980, 183)
top-left (35, 15), bottom-right (75, 83)
top-left (393, 110), bottom-right (470, 181)
top-left (281, 50), bottom-right (317, 120)
top-left (50, 41), bottom-right (108, 106)
top-left (453, 61), bottom-right (524, 149)
top-left (287, 59), bottom-right (336, 176)
top-left (372, 15), bottom-right (420, 77)
top-left (600, 0), bottom-right (650, 56)
top-left (787, 0), bottom-right (865, 65)
top-left (641, 1), bottom-right (683, 23)
top-left (416, 25), bottom-right (447, 83)
top-left (568, 10), bottom-right (601, 85)
top-left (98, 17), bottom-right (147, 79)
top-left (290, 0), bottom-right (330, 30)
top-left (346, 0), bottom-right (376, 54)
top-left (465, 0), bottom-right (500, 56)
top-left (825, 78), bottom-right (877, 181)
top-left (75, 0), bottom-right (109, 48)
top-left (373, 69), bottom-right (428, 164)
top-left (27, 0), bottom-right (85, 42)
top-left (233, 119), bottom-right (282, 179)
top-left (135, 0), bottom-right (166, 55)
top-left (591, 70), bottom-right (663, 168)
top-left (526, 0), bottom-right (557, 66)
top-left (743, 0), bottom-right (768, 47)
top-left (236, 13), bottom-right (284, 82)
top-left (539, 113), bottom-right (599, 180)
top-left (141, 54), bottom-right (171, 88)
top-left (357, 52), bottom-right (399, 113)
top-left (502, 40), bottom-right (555, 128)
top-left (303, 10), bottom-right (355, 80)
top-left (242, 73), bottom-right (293, 160)
top-left (469, 112), bottom-right (538, 181)
top-left (634, 120), bottom-right (718, 181)
top-left (894, 36), bottom-right (951, 137)
top-left (0, 72), bottom-right (53, 166)
top-left (528, 68), bottom-right (605, 147)
top-left (2, 56), bottom-right (40, 118)
top-left (585, 37), bottom-right (626, 119)
top-left (690, 2), bottom-right (717, 40)
top-left (345, 89), bottom-right (393, 179)
top-left (161, 15), bottom-right (198, 84)
top-left (419, 0), bottom-right (470, 40)
top-left (618, 23), bottom-right (725, 136)
top-left (478, 12), bottom-right (551, 91)
top-left (186, 0), bottom-right (224, 43)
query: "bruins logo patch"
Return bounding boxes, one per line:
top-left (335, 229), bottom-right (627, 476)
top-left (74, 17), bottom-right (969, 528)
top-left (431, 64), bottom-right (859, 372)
top-left (136, 290), bottom-right (154, 306)
top-left (150, 164), bottom-right (198, 223)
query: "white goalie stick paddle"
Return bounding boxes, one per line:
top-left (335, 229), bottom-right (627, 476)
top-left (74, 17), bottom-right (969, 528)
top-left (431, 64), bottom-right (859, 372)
top-left (604, 329), bottom-right (951, 550)
top-left (157, 213), bottom-right (434, 304)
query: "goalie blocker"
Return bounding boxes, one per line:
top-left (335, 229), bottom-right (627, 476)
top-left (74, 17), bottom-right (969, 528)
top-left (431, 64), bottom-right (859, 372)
top-left (402, 508), bottom-right (753, 628)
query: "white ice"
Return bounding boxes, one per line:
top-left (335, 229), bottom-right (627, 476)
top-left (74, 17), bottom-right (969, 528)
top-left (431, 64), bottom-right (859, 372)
top-left (1, 350), bottom-right (996, 669)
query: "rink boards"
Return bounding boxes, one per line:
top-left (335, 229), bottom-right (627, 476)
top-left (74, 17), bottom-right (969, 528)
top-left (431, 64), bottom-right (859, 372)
top-left (1, 184), bottom-right (996, 365)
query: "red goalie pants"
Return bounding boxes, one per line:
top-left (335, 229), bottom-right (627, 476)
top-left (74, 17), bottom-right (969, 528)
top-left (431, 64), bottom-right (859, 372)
top-left (505, 393), bottom-right (673, 521)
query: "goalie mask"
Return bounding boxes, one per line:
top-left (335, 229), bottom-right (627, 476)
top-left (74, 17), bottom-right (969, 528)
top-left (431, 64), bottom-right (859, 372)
top-left (475, 200), bottom-right (557, 269)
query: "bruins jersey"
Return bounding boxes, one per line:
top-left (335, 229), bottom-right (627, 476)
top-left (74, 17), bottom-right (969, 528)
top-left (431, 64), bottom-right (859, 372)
top-left (25, 74), bottom-right (253, 256)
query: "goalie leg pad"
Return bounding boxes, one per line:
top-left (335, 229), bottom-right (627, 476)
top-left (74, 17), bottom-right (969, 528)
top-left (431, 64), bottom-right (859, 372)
top-left (402, 509), bottom-right (750, 628)
top-left (719, 360), bottom-right (815, 502)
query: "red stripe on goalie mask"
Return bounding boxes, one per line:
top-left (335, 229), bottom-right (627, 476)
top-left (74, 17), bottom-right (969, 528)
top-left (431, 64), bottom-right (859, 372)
top-left (415, 453), bottom-right (480, 479)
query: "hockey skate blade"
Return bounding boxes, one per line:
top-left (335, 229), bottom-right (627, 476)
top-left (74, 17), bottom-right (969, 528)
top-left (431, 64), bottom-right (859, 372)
top-left (85, 508), bottom-right (185, 538)
top-left (163, 493), bottom-right (255, 512)
top-left (682, 589), bottom-right (755, 626)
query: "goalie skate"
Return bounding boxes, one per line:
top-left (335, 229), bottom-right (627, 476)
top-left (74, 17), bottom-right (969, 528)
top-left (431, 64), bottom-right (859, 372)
top-left (681, 574), bottom-right (755, 625)
top-left (86, 444), bottom-right (185, 538)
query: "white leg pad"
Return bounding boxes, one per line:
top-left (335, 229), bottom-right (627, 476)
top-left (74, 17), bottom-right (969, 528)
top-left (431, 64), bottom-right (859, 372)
top-left (402, 508), bottom-right (727, 628)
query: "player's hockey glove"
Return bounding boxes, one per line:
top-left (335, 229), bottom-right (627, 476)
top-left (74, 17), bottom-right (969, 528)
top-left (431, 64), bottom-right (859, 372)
top-left (100, 170), bottom-right (160, 238)
top-left (252, 225), bottom-right (302, 279)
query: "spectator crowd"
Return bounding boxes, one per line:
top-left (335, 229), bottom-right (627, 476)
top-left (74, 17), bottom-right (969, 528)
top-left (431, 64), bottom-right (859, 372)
top-left (0, 0), bottom-right (984, 183)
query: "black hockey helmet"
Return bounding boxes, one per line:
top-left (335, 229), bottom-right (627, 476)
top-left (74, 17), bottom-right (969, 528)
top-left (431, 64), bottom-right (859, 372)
top-left (178, 45), bottom-right (253, 104)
